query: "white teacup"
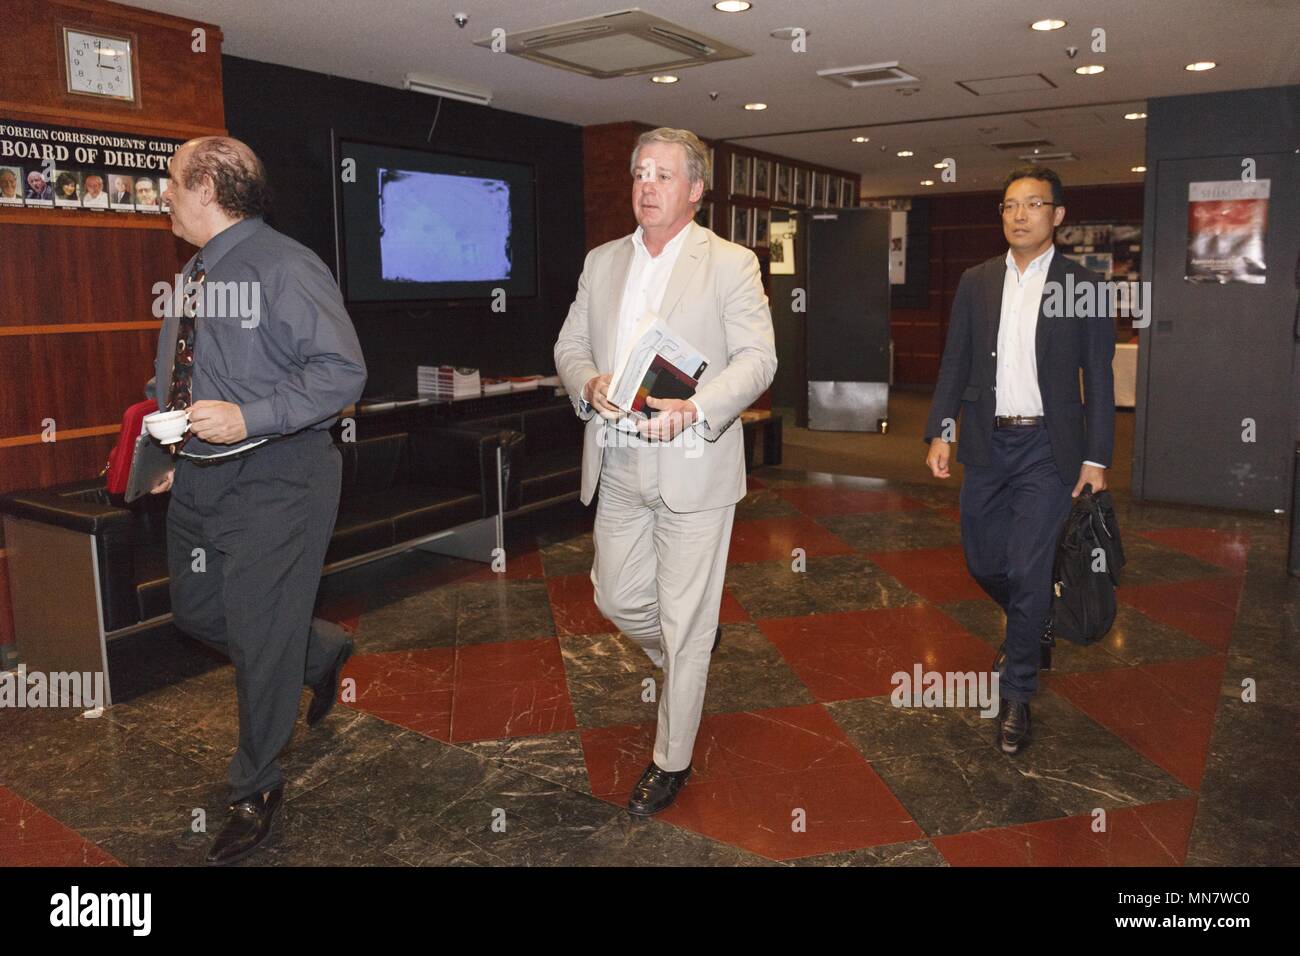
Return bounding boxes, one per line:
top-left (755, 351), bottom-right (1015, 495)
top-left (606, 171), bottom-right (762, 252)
top-left (143, 409), bottom-right (189, 444)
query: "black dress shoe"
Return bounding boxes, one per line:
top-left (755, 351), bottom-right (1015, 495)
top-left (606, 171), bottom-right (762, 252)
top-left (307, 638), bottom-right (354, 727)
top-left (205, 786), bottom-right (284, 865)
top-left (627, 762), bottom-right (692, 816)
top-left (712, 626), bottom-right (722, 653)
top-left (996, 699), bottom-right (1031, 755)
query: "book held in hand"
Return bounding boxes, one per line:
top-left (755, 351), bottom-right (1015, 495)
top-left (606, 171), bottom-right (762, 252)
top-left (607, 314), bottom-right (709, 432)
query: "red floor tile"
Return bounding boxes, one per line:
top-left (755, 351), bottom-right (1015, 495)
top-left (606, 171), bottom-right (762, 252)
top-left (760, 606), bottom-right (993, 702)
top-left (726, 516), bottom-right (855, 565)
top-left (580, 706), bottom-right (922, 860)
top-left (450, 677), bottom-right (576, 743)
top-left (775, 487), bottom-right (928, 517)
top-left (662, 761), bottom-right (924, 861)
top-left (718, 587), bottom-right (750, 624)
top-left (933, 797), bottom-right (1197, 866)
top-left (0, 787), bottom-right (121, 867)
top-left (453, 638), bottom-right (568, 688)
top-left (342, 648), bottom-right (457, 740)
top-left (1138, 529), bottom-right (1250, 574)
top-left (867, 546), bottom-right (989, 602)
top-left (546, 572), bottom-right (613, 636)
top-left (1118, 577), bottom-right (1242, 651)
top-left (1047, 657), bottom-right (1226, 789)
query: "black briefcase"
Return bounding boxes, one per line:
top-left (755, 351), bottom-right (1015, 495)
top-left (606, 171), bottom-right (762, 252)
top-left (1049, 486), bottom-right (1126, 646)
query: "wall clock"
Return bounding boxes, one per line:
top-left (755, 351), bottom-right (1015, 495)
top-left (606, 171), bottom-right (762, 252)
top-left (63, 27), bottom-right (137, 102)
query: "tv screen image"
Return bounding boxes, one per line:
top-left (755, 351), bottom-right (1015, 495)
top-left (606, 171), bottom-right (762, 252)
top-left (378, 169), bottom-right (513, 283)
top-left (338, 139), bottom-right (537, 303)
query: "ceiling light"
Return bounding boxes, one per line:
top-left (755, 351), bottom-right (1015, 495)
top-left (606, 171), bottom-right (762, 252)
top-left (1124, 111), bottom-right (1147, 120)
top-left (1131, 165), bottom-right (1146, 172)
top-left (1185, 61), bottom-right (1216, 71)
top-left (403, 72), bottom-right (492, 105)
top-left (1030, 19), bottom-right (1067, 31)
top-left (651, 74), bottom-right (679, 84)
top-left (933, 161), bottom-right (948, 169)
top-left (920, 180), bottom-right (935, 186)
top-left (896, 150), bottom-right (913, 157)
top-left (743, 102), bottom-right (767, 110)
top-left (1075, 65), bottom-right (1105, 75)
top-left (714, 1), bottom-right (751, 12)
top-left (851, 135), bottom-right (870, 143)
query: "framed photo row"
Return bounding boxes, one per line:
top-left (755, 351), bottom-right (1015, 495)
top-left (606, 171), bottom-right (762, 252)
top-left (719, 153), bottom-right (857, 209)
top-left (0, 163), bottom-right (169, 212)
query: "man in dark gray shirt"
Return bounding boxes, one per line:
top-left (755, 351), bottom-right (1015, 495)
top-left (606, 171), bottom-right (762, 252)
top-left (147, 136), bottom-right (367, 865)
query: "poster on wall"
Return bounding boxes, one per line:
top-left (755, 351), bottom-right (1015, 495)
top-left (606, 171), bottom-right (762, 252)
top-left (889, 210), bottom-right (907, 285)
top-left (0, 119), bottom-right (183, 214)
top-left (1185, 179), bottom-right (1270, 284)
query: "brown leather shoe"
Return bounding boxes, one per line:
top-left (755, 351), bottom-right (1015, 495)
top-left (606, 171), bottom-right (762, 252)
top-left (205, 786), bottom-right (284, 865)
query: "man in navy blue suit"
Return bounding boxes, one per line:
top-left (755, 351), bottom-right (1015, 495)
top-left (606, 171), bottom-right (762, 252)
top-left (924, 167), bottom-right (1115, 755)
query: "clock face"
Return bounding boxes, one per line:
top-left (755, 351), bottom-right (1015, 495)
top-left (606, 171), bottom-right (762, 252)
top-left (64, 28), bottom-right (135, 101)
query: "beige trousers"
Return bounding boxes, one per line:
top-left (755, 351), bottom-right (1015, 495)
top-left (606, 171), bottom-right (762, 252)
top-left (590, 437), bottom-right (735, 772)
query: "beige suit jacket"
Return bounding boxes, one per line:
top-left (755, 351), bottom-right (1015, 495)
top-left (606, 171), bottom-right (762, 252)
top-left (553, 223), bottom-right (777, 513)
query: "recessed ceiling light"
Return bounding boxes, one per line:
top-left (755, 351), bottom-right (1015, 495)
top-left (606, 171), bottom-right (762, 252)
top-left (1185, 61), bottom-right (1216, 71)
top-left (851, 135), bottom-right (870, 143)
top-left (920, 179), bottom-right (935, 186)
top-left (714, 1), bottom-right (751, 12)
top-left (1124, 111), bottom-right (1147, 120)
top-left (897, 150), bottom-right (913, 157)
top-left (651, 74), bottom-right (679, 84)
top-left (933, 161), bottom-right (949, 169)
top-left (1075, 64), bottom-right (1105, 75)
top-left (1131, 165), bottom-right (1147, 172)
top-left (743, 102), bottom-right (767, 110)
top-left (1030, 18), bottom-right (1067, 31)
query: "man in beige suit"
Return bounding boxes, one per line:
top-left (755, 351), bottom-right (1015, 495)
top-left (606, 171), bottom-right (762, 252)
top-left (554, 127), bottom-right (777, 815)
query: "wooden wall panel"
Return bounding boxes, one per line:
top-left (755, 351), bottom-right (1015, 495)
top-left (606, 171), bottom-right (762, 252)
top-left (0, 0), bottom-right (226, 647)
top-left (2, 0), bottom-right (225, 139)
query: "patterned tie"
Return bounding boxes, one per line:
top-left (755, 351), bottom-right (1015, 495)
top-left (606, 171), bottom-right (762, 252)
top-left (166, 255), bottom-right (206, 412)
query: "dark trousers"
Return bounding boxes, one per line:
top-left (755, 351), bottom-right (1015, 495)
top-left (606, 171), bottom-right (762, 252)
top-left (167, 429), bottom-right (348, 801)
top-left (959, 425), bottom-right (1073, 703)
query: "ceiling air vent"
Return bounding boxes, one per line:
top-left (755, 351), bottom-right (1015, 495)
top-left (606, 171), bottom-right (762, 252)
top-left (989, 138), bottom-right (1056, 151)
top-left (957, 74), bottom-right (1057, 96)
top-left (1018, 151), bottom-right (1079, 163)
top-left (817, 61), bottom-right (919, 89)
top-left (473, 8), bottom-right (750, 79)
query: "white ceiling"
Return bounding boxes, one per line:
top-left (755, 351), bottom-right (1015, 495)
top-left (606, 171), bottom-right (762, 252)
top-left (131, 0), bottom-right (1300, 197)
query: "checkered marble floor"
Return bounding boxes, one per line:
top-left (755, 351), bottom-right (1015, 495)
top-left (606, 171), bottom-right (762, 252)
top-left (2, 467), bottom-right (1296, 866)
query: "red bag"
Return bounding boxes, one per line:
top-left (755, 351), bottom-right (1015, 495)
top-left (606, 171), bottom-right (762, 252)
top-left (104, 400), bottom-right (160, 495)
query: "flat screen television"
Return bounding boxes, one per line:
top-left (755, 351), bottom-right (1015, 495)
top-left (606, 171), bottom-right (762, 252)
top-left (336, 138), bottom-right (538, 303)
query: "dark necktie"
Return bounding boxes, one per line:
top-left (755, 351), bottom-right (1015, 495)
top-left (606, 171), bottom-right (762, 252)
top-left (166, 255), bottom-right (206, 412)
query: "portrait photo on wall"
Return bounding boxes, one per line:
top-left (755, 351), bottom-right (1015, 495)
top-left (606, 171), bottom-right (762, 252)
top-left (81, 172), bottom-right (110, 209)
top-left (753, 207), bottom-right (771, 248)
top-left (53, 169), bottom-right (83, 208)
top-left (23, 168), bottom-right (53, 205)
top-left (774, 163), bottom-right (792, 204)
top-left (110, 174), bottom-right (136, 209)
top-left (753, 158), bottom-right (771, 199)
top-left (731, 204), bottom-right (752, 246)
top-left (730, 153), bottom-right (751, 197)
top-left (0, 165), bottom-right (23, 205)
top-left (133, 176), bottom-right (160, 211)
top-left (794, 167), bottom-right (809, 206)
top-left (160, 177), bottom-right (171, 212)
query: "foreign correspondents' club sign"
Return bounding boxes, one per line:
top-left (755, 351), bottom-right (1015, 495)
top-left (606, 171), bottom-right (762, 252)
top-left (0, 119), bottom-right (185, 213)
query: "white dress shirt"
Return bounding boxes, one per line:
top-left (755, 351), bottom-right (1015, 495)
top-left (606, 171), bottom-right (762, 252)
top-left (593, 220), bottom-right (707, 427)
top-left (996, 244), bottom-right (1103, 469)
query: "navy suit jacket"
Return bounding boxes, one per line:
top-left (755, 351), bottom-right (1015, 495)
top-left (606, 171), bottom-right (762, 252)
top-left (923, 248), bottom-right (1115, 483)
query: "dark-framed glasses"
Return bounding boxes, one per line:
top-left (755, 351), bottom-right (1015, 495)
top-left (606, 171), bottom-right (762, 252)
top-left (999, 198), bottom-right (1056, 215)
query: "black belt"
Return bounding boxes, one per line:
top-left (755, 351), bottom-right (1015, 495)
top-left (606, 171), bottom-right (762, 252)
top-left (995, 415), bottom-right (1044, 429)
top-left (177, 432), bottom-right (297, 467)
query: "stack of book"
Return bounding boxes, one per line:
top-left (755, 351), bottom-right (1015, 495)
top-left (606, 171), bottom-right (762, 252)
top-left (417, 365), bottom-right (481, 399)
top-left (481, 377), bottom-right (513, 396)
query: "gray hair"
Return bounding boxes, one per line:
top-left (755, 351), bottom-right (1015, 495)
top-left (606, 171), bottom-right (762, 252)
top-left (630, 127), bottom-right (710, 209)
